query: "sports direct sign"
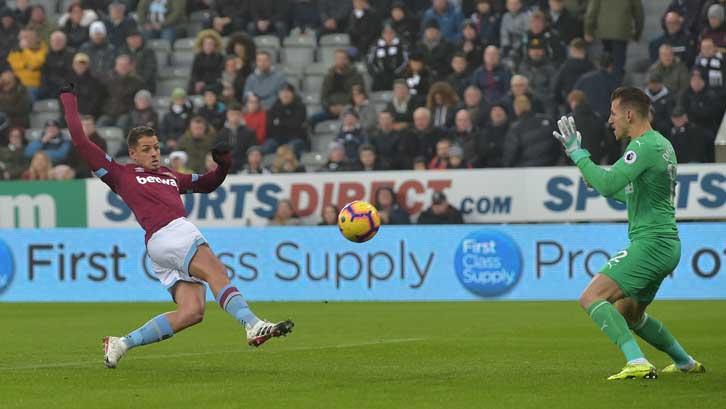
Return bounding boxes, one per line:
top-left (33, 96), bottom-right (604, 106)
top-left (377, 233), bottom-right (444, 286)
top-left (84, 164), bottom-right (725, 227)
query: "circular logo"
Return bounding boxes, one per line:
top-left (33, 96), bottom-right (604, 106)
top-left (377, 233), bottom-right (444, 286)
top-left (0, 239), bottom-right (15, 295)
top-left (624, 150), bottom-right (637, 164)
top-left (454, 230), bottom-right (522, 297)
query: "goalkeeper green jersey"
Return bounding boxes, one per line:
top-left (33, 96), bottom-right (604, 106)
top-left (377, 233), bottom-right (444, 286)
top-left (576, 130), bottom-right (679, 241)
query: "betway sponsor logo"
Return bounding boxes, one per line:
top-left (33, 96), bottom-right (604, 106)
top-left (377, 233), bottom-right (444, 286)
top-left (0, 194), bottom-right (56, 228)
top-left (136, 175), bottom-right (178, 187)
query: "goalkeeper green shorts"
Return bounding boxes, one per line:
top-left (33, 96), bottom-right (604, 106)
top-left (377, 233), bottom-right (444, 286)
top-left (599, 238), bottom-right (681, 304)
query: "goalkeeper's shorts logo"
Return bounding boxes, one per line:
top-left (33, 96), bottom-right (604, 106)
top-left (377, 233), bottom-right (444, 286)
top-left (454, 230), bottom-right (522, 297)
top-left (0, 239), bottom-right (14, 295)
top-left (624, 150), bottom-right (637, 164)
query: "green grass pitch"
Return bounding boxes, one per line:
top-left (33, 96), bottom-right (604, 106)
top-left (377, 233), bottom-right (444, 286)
top-left (1, 301), bottom-right (724, 408)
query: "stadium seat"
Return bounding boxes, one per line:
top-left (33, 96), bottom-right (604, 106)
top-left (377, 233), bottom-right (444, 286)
top-left (314, 120), bottom-right (339, 135)
top-left (373, 102), bottom-right (387, 112)
top-left (370, 91), bottom-right (393, 103)
top-left (153, 96), bottom-right (171, 110)
top-left (148, 39), bottom-right (172, 67)
top-left (254, 35), bottom-right (280, 50)
top-left (281, 47), bottom-right (315, 67)
top-left (189, 94), bottom-right (204, 108)
top-left (285, 74), bottom-right (301, 90)
top-left (283, 34), bottom-right (316, 48)
top-left (303, 63), bottom-right (328, 76)
top-left (25, 128), bottom-right (44, 141)
top-left (302, 75), bottom-right (324, 95)
top-left (158, 66), bottom-right (191, 79)
top-left (171, 50), bottom-right (196, 66)
top-left (186, 21), bottom-right (204, 38)
top-left (311, 132), bottom-right (336, 153)
top-left (317, 46), bottom-right (339, 65)
top-left (157, 78), bottom-right (188, 98)
top-left (189, 10), bottom-right (211, 23)
top-left (30, 112), bottom-right (60, 129)
top-left (33, 99), bottom-right (60, 112)
top-left (302, 93), bottom-right (321, 105)
top-left (320, 33), bottom-right (350, 47)
top-left (97, 127), bottom-right (125, 157)
top-left (300, 152), bottom-right (326, 168)
top-left (173, 37), bottom-right (196, 51)
top-left (262, 153), bottom-right (276, 168)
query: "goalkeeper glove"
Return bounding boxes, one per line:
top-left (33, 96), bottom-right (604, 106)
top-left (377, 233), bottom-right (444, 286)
top-left (553, 115), bottom-right (589, 163)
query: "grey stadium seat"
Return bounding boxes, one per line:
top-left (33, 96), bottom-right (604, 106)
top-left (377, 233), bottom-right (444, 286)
top-left (320, 33), bottom-right (350, 47)
top-left (317, 46), bottom-right (339, 65)
top-left (97, 127), bottom-right (125, 157)
top-left (157, 78), bottom-right (187, 98)
top-left (173, 37), bottom-right (196, 51)
top-left (153, 96), bottom-right (171, 111)
top-left (281, 47), bottom-right (315, 67)
top-left (25, 128), bottom-right (44, 141)
top-left (300, 152), bottom-right (326, 168)
top-left (302, 75), bottom-right (324, 95)
top-left (30, 112), bottom-right (60, 129)
top-left (311, 133), bottom-right (336, 153)
top-left (171, 50), bottom-right (196, 66)
top-left (371, 90), bottom-right (393, 103)
top-left (283, 34), bottom-right (316, 48)
top-left (33, 99), bottom-right (60, 112)
top-left (158, 66), bottom-right (190, 79)
top-left (303, 63), bottom-right (328, 76)
top-left (314, 120), bottom-right (339, 135)
top-left (254, 35), bottom-right (280, 49)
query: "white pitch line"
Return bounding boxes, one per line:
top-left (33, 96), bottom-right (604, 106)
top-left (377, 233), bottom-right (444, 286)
top-left (0, 337), bottom-right (427, 371)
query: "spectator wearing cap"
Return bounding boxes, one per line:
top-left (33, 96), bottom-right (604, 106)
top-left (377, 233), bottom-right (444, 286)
top-left (667, 107), bottom-right (710, 163)
top-left (448, 109), bottom-right (480, 166)
top-left (693, 38), bottom-right (725, 92)
top-left (130, 89), bottom-right (158, 129)
top-left (679, 70), bottom-right (724, 140)
top-left (422, 0), bottom-right (464, 43)
top-left (196, 86), bottom-right (227, 131)
top-left (24, 119), bottom-right (71, 165)
top-left (319, 0), bottom-right (352, 37)
top-left (336, 108), bottom-right (369, 160)
top-left (417, 191), bottom-right (464, 224)
top-left (104, 0), bottom-right (137, 49)
top-left (137, 0), bottom-right (187, 45)
top-left (553, 38), bottom-right (595, 108)
top-left (502, 95), bottom-right (560, 167)
top-left (348, 0), bottom-right (381, 56)
top-left (566, 90), bottom-right (610, 165)
top-left (311, 49), bottom-right (364, 128)
top-left (648, 44), bottom-right (690, 99)
top-left (499, 0), bottom-right (530, 58)
top-left (367, 23), bottom-right (409, 92)
top-left (241, 146), bottom-right (271, 174)
top-left (470, 0), bottom-right (501, 47)
top-left (645, 70), bottom-right (677, 136)
top-left (67, 52), bottom-right (106, 118)
top-left (168, 150), bottom-right (193, 174)
top-left (459, 19), bottom-right (483, 69)
top-left (0, 8), bottom-right (20, 67)
top-left (209, 0), bottom-right (248, 36)
top-left (243, 50), bottom-right (287, 110)
top-left (352, 143), bottom-right (388, 171)
top-left (159, 90), bottom-right (193, 153)
top-left (38, 31), bottom-right (74, 100)
top-left (242, 92), bottom-right (267, 146)
top-left (516, 37), bottom-right (557, 116)
top-left (447, 53), bottom-right (472, 99)
top-left (319, 141), bottom-right (353, 172)
top-left (401, 51), bottom-right (433, 97)
top-left (700, 4), bottom-right (725, 50)
top-left (7, 29), bottom-right (47, 100)
top-left (514, 10), bottom-right (566, 67)
top-left (120, 28), bottom-right (157, 94)
top-left (0, 70), bottom-right (30, 128)
top-left (189, 30), bottom-right (224, 95)
top-left (66, 115), bottom-right (107, 177)
top-left (368, 110), bottom-right (399, 168)
top-left (471, 46), bottom-right (512, 105)
top-left (348, 84), bottom-right (378, 133)
top-left (446, 144), bottom-right (471, 169)
top-left (79, 21), bottom-right (116, 80)
top-left (61, 2), bottom-right (92, 49)
top-left (266, 82), bottom-right (308, 156)
top-left (97, 54), bottom-right (145, 132)
top-left (217, 101), bottom-right (256, 172)
top-left (374, 186), bottom-right (411, 225)
top-left (388, 2), bottom-right (418, 46)
top-left (648, 11), bottom-right (696, 67)
top-left (246, 0), bottom-right (289, 40)
top-left (428, 137), bottom-right (451, 169)
top-left (584, 0), bottom-right (644, 81)
top-left (416, 18), bottom-right (456, 80)
top-left (178, 116), bottom-right (217, 173)
top-left (0, 126), bottom-right (28, 180)
top-left (26, 5), bottom-right (55, 45)
top-left (478, 103), bottom-right (509, 167)
top-left (547, 0), bottom-right (581, 45)
top-left (573, 53), bottom-right (619, 121)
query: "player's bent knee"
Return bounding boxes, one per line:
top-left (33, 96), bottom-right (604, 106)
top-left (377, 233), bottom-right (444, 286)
top-left (180, 308), bottom-right (204, 326)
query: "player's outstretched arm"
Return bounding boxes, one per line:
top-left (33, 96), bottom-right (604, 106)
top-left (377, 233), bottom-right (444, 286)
top-left (177, 137), bottom-right (232, 194)
top-left (59, 84), bottom-right (120, 180)
top-left (554, 116), bottom-right (631, 197)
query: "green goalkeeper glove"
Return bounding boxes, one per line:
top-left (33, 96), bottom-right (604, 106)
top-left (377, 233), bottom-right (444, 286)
top-left (553, 115), bottom-right (590, 163)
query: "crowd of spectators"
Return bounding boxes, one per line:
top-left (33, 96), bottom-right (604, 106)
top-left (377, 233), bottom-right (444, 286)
top-left (0, 0), bottom-right (724, 223)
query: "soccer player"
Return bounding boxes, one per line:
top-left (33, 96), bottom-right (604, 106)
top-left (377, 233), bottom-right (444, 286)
top-left (553, 86), bottom-right (705, 380)
top-left (59, 85), bottom-right (293, 369)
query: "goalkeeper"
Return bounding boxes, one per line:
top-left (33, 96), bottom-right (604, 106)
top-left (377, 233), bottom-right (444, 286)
top-left (553, 86), bottom-right (705, 380)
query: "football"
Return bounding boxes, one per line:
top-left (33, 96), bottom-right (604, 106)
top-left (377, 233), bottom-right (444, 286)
top-left (337, 201), bottom-right (381, 243)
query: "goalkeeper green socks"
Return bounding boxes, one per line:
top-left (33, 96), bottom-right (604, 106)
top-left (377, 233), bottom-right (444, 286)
top-left (630, 313), bottom-right (693, 367)
top-left (587, 299), bottom-right (646, 363)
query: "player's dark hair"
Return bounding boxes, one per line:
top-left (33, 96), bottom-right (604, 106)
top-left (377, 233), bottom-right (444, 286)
top-left (610, 86), bottom-right (651, 119)
top-left (127, 126), bottom-right (156, 148)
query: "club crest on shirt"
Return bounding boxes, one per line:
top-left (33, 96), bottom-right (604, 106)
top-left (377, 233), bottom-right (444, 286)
top-left (624, 150), bottom-right (637, 164)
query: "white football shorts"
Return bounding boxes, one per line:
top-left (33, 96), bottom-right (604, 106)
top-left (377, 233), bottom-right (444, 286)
top-left (146, 217), bottom-right (207, 289)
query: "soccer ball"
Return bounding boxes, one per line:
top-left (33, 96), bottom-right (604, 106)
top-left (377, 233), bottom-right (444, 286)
top-left (338, 201), bottom-right (381, 243)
